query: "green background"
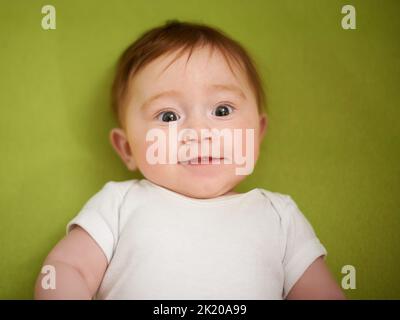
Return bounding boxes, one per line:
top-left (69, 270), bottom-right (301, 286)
top-left (0, 0), bottom-right (399, 299)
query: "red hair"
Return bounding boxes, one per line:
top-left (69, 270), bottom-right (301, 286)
top-left (111, 20), bottom-right (267, 128)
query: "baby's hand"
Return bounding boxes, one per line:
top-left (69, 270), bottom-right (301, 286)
top-left (34, 226), bottom-right (108, 299)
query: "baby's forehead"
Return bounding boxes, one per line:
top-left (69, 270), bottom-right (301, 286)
top-left (131, 46), bottom-right (250, 94)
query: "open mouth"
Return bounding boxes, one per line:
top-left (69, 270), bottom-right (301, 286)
top-left (179, 156), bottom-right (224, 165)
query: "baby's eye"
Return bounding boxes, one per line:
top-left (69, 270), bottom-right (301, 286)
top-left (157, 111), bottom-right (180, 122)
top-left (212, 104), bottom-right (234, 117)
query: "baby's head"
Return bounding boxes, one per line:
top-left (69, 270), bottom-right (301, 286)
top-left (109, 20), bottom-right (268, 199)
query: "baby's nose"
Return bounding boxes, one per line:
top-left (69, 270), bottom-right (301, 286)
top-left (180, 116), bottom-right (213, 143)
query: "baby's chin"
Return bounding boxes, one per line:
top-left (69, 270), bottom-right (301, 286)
top-left (174, 182), bottom-right (237, 199)
top-left (139, 162), bottom-right (245, 199)
top-left (144, 172), bottom-right (242, 199)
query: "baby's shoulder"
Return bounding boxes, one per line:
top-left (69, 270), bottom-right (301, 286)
top-left (255, 188), bottom-right (302, 222)
top-left (256, 188), bottom-right (293, 210)
top-left (102, 179), bottom-right (140, 194)
top-left (85, 179), bottom-right (141, 206)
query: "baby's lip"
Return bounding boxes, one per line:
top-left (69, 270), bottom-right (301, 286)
top-left (179, 156), bottom-right (225, 165)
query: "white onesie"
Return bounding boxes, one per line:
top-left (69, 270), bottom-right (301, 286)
top-left (66, 179), bottom-right (327, 300)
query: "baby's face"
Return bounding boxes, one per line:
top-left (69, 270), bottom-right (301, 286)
top-left (111, 46), bottom-right (267, 198)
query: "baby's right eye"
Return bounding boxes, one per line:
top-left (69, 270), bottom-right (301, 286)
top-left (157, 111), bottom-right (180, 122)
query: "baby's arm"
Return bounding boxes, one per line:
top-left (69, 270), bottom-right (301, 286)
top-left (286, 257), bottom-right (346, 300)
top-left (34, 226), bottom-right (108, 299)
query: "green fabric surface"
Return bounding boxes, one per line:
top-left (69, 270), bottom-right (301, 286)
top-left (0, 0), bottom-right (399, 299)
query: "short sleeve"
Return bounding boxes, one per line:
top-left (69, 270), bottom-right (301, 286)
top-left (280, 195), bottom-right (327, 299)
top-left (66, 181), bottom-right (123, 263)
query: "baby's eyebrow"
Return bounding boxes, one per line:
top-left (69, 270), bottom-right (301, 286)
top-left (207, 83), bottom-right (247, 101)
top-left (140, 83), bottom-right (246, 111)
top-left (140, 90), bottom-right (181, 111)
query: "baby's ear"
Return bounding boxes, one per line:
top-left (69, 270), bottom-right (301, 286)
top-left (259, 113), bottom-right (268, 140)
top-left (109, 128), bottom-right (137, 171)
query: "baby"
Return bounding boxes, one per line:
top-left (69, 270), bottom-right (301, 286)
top-left (35, 20), bottom-right (345, 300)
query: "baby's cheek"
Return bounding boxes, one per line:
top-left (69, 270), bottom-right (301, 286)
top-left (128, 138), bottom-right (151, 171)
top-left (137, 136), bottom-right (177, 175)
top-left (234, 127), bottom-right (257, 152)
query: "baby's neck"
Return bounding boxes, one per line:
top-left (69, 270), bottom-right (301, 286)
top-left (223, 190), bottom-right (238, 196)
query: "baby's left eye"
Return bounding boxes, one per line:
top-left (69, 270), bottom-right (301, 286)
top-left (212, 104), bottom-right (234, 117)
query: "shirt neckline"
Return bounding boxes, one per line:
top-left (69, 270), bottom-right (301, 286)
top-left (140, 178), bottom-right (259, 207)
